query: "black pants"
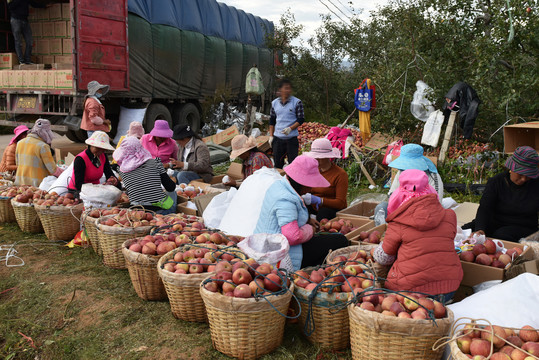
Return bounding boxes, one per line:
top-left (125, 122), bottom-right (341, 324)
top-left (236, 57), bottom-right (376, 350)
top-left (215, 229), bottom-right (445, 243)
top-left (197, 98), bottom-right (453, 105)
top-left (301, 233), bottom-right (348, 268)
top-left (273, 136), bottom-right (299, 169)
top-left (11, 18), bottom-right (33, 63)
top-left (463, 220), bottom-right (536, 243)
top-left (315, 207), bottom-right (338, 222)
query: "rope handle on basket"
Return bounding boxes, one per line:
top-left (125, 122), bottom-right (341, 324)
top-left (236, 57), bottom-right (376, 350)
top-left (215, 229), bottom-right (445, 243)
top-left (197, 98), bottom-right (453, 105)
top-left (432, 317), bottom-right (539, 360)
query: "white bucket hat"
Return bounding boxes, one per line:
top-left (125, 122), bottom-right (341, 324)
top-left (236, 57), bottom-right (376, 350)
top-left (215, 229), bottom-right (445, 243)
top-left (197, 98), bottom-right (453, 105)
top-left (85, 131), bottom-right (115, 151)
top-left (87, 80), bottom-right (110, 97)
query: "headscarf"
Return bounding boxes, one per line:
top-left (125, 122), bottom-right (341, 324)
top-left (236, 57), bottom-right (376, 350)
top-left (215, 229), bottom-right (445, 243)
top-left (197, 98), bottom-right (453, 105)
top-left (112, 136), bottom-right (153, 173)
top-left (387, 169), bottom-right (437, 215)
top-left (127, 122), bottom-right (144, 139)
top-left (30, 119), bottom-right (54, 145)
top-left (505, 146), bottom-right (539, 179)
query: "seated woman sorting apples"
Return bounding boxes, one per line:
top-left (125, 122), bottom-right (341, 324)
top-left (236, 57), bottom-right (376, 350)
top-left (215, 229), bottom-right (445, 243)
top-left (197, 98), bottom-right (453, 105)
top-left (301, 138), bottom-right (349, 222)
top-left (113, 136), bottom-right (177, 215)
top-left (254, 155), bottom-right (348, 271)
top-left (224, 134), bottom-right (273, 187)
top-left (373, 169), bottom-right (463, 302)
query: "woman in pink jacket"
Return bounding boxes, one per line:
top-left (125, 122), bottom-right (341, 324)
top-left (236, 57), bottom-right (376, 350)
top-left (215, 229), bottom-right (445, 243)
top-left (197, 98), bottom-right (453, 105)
top-left (81, 81), bottom-right (111, 137)
top-left (373, 169), bottom-right (463, 302)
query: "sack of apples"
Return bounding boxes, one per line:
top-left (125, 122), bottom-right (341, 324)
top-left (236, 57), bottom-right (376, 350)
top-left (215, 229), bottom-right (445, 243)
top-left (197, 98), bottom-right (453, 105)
top-left (348, 289), bottom-right (454, 360)
top-left (199, 260), bottom-right (294, 359)
top-left (446, 318), bottom-right (539, 360)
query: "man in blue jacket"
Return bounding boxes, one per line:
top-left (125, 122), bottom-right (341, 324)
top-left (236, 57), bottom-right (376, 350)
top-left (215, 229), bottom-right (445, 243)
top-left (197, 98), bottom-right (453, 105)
top-left (269, 79), bottom-right (305, 169)
top-left (8, 0), bottom-right (46, 65)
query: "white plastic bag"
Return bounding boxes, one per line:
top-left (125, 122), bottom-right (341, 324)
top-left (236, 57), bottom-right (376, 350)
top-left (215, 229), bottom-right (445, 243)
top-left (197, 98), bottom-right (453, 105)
top-left (202, 188), bottom-right (237, 229)
top-left (80, 184), bottom-right (122, 208)
top-left (48, 163), bottom-right (74, 195)
top-left (421, 110), bottom-right (444, 147)
top-left (410, 80), bottom-right (435, 122)
top-left (237, 234), bottom-right (293, 271)
top-left (39, 176), bottom-right (57, 191)
top-left (219, 168), bottom-right (283, 236)
top-left (112, 107), bottom-right (146, 144)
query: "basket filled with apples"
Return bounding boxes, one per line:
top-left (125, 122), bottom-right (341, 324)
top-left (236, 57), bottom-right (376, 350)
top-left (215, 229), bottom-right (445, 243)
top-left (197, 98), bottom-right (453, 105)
top-left (446, 318), bottom-right (539, 360)
top-left (81, 208), bottom-right (113, 256)
top-left (157, 244), bottom-right (248, 322)
top-left (10, 187), bottom-right (44, 233)
top-left (0, 185), bottom-right (27, 223)
top-left (348, 289), bottom-right (453, 360)
top-left (200, 264), bottom-right (294, 360)
top-left (33, 192), bottom-right (84, 242)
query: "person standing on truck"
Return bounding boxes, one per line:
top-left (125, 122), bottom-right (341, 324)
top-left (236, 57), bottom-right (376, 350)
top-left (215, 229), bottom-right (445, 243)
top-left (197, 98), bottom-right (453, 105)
top-left (8, 0), bottom-right (47, 65)
top-left (269, 79), bottom-right (305, 169)
top-left (15, 119), bottom-right (63, 186)
top-left (169, 125), bottom-right (213, 184)
top-left (140, 120), bottom-right (178, 164)
top-left (0, 125), bottom-right (28, 173)
top-left (81, 81), bottom-right (112, 137)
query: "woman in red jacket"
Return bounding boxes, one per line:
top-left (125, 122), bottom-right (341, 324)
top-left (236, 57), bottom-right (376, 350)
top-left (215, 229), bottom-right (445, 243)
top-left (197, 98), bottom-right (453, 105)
top-left (373, 169), bottom-right (462, 302)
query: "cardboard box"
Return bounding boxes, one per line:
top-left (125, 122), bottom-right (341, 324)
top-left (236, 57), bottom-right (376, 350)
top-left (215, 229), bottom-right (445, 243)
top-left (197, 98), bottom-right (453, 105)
top-left (23, 70), bottom-right (37, 88)
top-left (337, 201), bottom-right (380, 219)
top-left (55, 55), bottom-right (71, 64)
top-left (30, 22), bottom-right (42, 38)
top-left (193, 192), bottom-right (222, 215)
top-left (0, 53), bottom-right (18, 70)
top-left (54, 21), bottom-right (69, 38)
top-left (505, 259), bottom-right (539, 280)
top-left (503, 122), bottom-right (539, 154)
top-left (36, 7), bottom-right (49, 21)
top-left (36, 70), bottom-right (50, 88)
top-left (49, 39), bottom-right (63, 55)
top-left (177, 202), bottom-right (198, 216)
top-left (0, 71), bottom-right (12, 88)
top-left (49, 4), bottom-right (63, 20)
top-left (62, 38), bottom-right (72, 54)
top-left (256, 136), bottom-right (271, 152)
top-left (453, 202), bottom-right (479, 227)
top-left (13, 70), bottom-right (25, 88)
top-left (46, 71), bottom-right (55, 88)
top-left (460, 239), bottom-right (533, 287)
top-left (36, 39), bottom-right (49, 55)
top-left (349, 223), bottom-right (388, 245)
top-left (328, 215), bottom-right (375, 240)
top-left (42, 55), bottom-right (55, 64)
top-left (364, 132), bottom-right (401, 151)
top-left (62, 4), bottom-right (71, 20)
top-left (42, 22), bottom-right (55, 38)
top-left (54, 70), bottom-right (73, 89)
top-left (202, 125), bottom-right (240, 147)
top-left (209, 162), bottom-right (243, 184)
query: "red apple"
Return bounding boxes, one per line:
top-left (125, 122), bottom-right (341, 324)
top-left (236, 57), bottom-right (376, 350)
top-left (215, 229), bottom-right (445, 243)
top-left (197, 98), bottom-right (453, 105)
top-left (233, 284), bottom-right (252, 298)
top-left (264, 273), bottom-right (282, 292)
top-left (232, 268), bottom-right (252, 285)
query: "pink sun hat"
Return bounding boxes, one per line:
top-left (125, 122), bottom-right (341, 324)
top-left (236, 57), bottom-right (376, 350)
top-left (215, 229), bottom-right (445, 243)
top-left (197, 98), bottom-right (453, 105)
top-left (304, 138), bottom-right (341, 159)
top-left (149, 120), bottom-right (173, 138)
top-left (284, 155), bottom-right (330, 188)
top-left (9, 125), bottom-right (29, 145)
top-left (387, 169), bottom-right (437, 215)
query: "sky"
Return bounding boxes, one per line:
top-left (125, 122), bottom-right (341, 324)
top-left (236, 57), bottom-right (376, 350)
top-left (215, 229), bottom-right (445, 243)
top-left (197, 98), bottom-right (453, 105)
top-left (220, 0), bottom-right (389, 43)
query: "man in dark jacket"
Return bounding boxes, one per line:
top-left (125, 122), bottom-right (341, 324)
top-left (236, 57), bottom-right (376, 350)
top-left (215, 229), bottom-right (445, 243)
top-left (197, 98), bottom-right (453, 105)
top-left (8, 0), bottom-right (46, 64)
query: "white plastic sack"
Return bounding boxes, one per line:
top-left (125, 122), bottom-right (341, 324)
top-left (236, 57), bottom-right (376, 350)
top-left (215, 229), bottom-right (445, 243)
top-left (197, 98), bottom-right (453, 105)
top-left (202, 188), bottom-right (237, 229)
top-left (421, 110), bottom-right (444, 147)
top-left (47, 163), bottom-right (74, 195)
top-left (219, 167), bottom-right (283, 236)
top-left (112, 107), bottom-right (146, 144)
top-left (39, 176), bottom-right (57, 191)
top-left (237, 234), bottom-right (293, 271)
top-left (410, 80), bottom-right (435, 122)
top-left (80, 184), bottom-right (122, 209)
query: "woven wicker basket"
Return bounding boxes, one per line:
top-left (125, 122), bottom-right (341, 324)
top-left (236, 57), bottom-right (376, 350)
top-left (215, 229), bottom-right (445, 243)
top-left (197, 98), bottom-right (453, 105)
top-left (0, 197), bottom-right (16, 223)
top-left (348, 304), bottom-right (454, 360)
top-left (157, 245), bottom-right (247, 322)
top-left (122, 239), bottom-right (168, 301)
top-left (200, 277), bottom-right (293, 360)
top-left (448, 339), bottom-right (473, 360)
top-left (97, 216), bottom-right (152, 269)
top-left (295, 284), bottom-right (351, 350)
top-left (11, 199), bottom-right (43, 233)
top-left (34, 203), bottom-right (84, 241)
top-left (82, 212), bottom-right (101, 255)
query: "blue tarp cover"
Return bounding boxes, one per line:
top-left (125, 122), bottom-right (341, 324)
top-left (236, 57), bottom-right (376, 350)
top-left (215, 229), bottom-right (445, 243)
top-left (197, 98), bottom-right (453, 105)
top-left (128, 0), bottom-right (273, 47)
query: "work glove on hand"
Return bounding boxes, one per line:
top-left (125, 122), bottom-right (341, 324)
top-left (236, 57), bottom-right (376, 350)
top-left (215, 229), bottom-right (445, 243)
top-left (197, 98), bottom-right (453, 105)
top-left (281, 127), bottom-right (292, 135)
top-left (301, 193), bottom-right (312, 205)
top-left (310, 195), bottom-right (322, 210)
top-left (268, 136), bottom-right (274, 148)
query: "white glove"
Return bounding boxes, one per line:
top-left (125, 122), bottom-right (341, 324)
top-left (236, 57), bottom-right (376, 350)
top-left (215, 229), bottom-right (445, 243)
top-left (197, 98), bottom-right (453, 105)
top-left (301, 193), bottom-right (312, 205)
top-left (281, 127), bottom-right (292, 135)
top-left (268, 136), bottom-right (274, 148)
top-left (222, 175), bottom-right (230, 184)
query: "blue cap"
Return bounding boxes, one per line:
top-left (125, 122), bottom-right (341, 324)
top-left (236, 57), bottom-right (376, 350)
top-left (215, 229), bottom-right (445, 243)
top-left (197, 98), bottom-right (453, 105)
top-left (388, 144), bottom-right (438, 173)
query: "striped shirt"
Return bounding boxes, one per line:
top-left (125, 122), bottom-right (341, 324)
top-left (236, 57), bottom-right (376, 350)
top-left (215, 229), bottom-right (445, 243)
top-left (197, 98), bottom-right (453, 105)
top-left (15, 134), bottom-right (57, 186)
top-left (119, 159), bottom-right (168, 206)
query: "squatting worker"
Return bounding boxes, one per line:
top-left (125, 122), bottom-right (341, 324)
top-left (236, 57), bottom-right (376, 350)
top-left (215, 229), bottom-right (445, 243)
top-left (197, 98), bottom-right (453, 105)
top-left (67, 131), bottom-right (119, 197)
top-left (465, 146), bottom-right (539, 242)
top-left (269, 79), bottom-right (305, 169)
top-left (81, 81), bottom-right (112, 137)
top-left (254, 155), bottom-right (348, 271)
top-left (15, 119), bottom-right (63, 186)
top-left (373, 169), bottom-right (463, 303)
top-left (140, 120), bottom-right (178, 164)
top-left (0, 125), bottom-right (28, 173)
top-left (169, 125), bottom-right (213, 184)
top-left (8, 0), bottom-right (47, 65)
top-left (224, 134), bottom-right (273, 187)
top-left (302, 138), bottom-right (348, 221)
top-left (113, 136), bottom-right (177, 215)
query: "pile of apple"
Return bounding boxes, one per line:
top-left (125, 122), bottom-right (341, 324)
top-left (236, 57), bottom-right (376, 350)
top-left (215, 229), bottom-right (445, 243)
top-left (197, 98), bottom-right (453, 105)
top-left (456, 322), bottom-right (539, 359)
top-left (98, 209), bottom-right (198, 228)
top-left (33, 192), bottom-right (82, 207)
top-left (203, 261), bottom-right (290, 298)
top-left (1, 186), bottom-right (40, 202)
top-left (459, 239), bottom-right (523, 268)
top-left (176, 184), bottom-right (205, 199)
top-left (319, 218), bottom-right (359, 235)
top-left (357, 229), bottom-right (383, 244)
top-left (293, 265), bottom-right (375, 293)
top-left (297, 122), bottom-right (363, 150)
top-left (356, 292), bottom-right (448, 320)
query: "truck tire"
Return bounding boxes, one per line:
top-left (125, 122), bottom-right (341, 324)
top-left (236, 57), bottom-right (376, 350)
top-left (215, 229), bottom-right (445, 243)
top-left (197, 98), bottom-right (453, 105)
top-left (172, 103), bottom-right (201, 133)
top-left (144, 103), bottom-right (172, 132)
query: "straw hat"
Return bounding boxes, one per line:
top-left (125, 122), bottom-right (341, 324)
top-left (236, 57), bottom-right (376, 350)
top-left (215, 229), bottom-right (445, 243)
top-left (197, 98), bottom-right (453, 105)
top-left (284, 155), bottom-right (330, 188)
top-left (230, 135), bottom-right (257, 160)
top-left (85, 131), bottom-right (115, 151)
top-left (304, 138), bottom-right (341, 159)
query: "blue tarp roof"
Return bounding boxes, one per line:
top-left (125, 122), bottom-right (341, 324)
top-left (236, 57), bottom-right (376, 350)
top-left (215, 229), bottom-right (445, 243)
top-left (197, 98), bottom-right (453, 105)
top-left (128, 0), bottom-right (274, 48)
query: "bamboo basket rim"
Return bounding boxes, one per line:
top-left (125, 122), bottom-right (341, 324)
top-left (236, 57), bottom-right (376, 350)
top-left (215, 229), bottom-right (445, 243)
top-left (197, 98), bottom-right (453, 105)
top-left (122, 239), bottom-right (164, 265)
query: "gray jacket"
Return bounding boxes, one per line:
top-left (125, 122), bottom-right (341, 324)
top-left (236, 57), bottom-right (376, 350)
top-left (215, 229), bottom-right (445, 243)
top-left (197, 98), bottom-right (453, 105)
top-left (178, 138), bottom-right (213, 183)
